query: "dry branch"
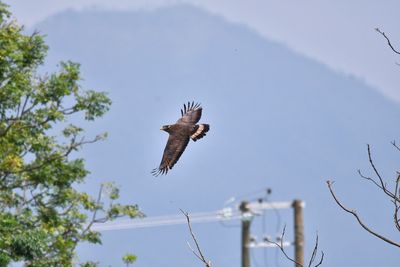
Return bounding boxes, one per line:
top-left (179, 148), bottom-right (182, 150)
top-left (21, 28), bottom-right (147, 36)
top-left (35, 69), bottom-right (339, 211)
top-left (375, 28), bottom-right (400, 55)
top-left (181, 209), bottom-right (211, 267)
top-left (265, 225), bottom-right (324, 267)
top-left (327, 180), bottom-right (400, 248)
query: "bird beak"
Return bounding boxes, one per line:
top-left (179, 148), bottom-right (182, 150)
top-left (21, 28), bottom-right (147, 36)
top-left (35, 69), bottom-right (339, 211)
top-left (160, 127), bottom-right (163, 130)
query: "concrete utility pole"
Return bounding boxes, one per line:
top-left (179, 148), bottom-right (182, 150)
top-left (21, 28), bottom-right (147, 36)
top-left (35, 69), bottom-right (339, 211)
top-left (240, 202), bottom-right (251, 267)
top-left (293, 199), bottom-right (304, 267)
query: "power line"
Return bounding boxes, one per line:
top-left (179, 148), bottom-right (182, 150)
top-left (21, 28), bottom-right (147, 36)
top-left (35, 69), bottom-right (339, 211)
top-left (91, 201), bottom-right (293, 231)
top-left (91, 208), bottom-right (241, 231)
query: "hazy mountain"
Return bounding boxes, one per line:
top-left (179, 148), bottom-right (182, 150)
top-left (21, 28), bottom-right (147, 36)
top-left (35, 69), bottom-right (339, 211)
top-left (34, 5), bottom-right (399, 267)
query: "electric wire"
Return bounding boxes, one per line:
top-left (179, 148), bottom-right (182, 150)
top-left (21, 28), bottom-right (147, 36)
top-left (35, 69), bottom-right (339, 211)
top-left (91, 209), bottom-right (242, 231)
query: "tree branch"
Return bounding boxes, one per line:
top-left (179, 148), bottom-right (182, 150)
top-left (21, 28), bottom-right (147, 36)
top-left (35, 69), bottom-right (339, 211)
top-left (265, 225), bottom-right (324, 267)
top-left (391, 140), bottom-right (400, 152)
top-left (82, 184), bottom-right (104, 234)
top-left (19, 134), bottom-right (101, 174)
top-left (365, 144), bottom-right (397, 200)
top-left (308, 235), bottom-right (324, 267)
top-left (180, 209), bottom-right (211, 267)
top-left (358, 169), bottom-right (385, 192)
top-left (327, 180), bottom-right (400, 248)
top-left (394, 174), bottom-right (400, 231)
top-left (376, 28), bottom-right (400, 55)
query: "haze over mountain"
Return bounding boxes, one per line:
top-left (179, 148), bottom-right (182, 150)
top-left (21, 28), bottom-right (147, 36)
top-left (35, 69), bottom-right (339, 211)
top-left (34, 5), bottom-right (399, 267)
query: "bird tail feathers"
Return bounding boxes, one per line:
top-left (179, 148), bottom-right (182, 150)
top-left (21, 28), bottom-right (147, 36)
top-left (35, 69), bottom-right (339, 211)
top-left (191, 124), bottom-right (210, 141)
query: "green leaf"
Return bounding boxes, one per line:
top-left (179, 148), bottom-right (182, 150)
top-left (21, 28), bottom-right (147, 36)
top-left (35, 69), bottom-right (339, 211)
top-left (122, 253), bottom-right (137, 265)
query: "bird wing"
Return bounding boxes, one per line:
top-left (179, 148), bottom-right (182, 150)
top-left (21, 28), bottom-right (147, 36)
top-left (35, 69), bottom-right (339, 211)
top-left (177, 101), bottom-right (202, 124)
top-left (152, 131), bottom-right (190, 176)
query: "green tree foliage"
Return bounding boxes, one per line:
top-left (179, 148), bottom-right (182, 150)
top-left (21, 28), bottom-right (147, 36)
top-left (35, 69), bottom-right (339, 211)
top-left (0, 2), bottom-right (142, 266)
top-left (79, 261), bottom-right (99, 267)
top-left (122, 253), bottom-right (137, 267)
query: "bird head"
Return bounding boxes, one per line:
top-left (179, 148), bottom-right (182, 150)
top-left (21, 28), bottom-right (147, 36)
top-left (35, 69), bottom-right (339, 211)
top-left (160, 125), bottom-right (171, 132)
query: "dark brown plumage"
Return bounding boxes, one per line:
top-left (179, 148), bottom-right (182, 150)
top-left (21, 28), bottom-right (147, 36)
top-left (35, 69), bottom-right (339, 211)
top-left (152, 102), bottom-right (210, 176)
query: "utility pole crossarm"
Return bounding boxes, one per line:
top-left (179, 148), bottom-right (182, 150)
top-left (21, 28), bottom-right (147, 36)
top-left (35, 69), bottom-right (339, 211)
top-left (246, 201), bottom-right (294, 211)
top-left (246, 201), bottom-right (294, 217)
top-left (247, 241), bottom-right (292, 248)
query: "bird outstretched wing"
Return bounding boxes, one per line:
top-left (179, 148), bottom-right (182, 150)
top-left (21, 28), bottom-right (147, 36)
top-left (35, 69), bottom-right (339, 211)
top-left (177, 101), bottom-right (202, 124)
top-left (152, 131), bottom-right (190, 176)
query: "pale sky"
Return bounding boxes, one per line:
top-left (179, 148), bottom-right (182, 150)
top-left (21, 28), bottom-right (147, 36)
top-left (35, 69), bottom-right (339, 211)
top-left (3, 2), bottom-right (400, 266)
top-left (5, 0), bottom-right (400, 102)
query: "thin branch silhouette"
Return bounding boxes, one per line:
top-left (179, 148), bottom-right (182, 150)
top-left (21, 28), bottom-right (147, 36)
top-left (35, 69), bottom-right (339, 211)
top-left (327, 180), bottom-right (400, 248)
top-left (181, 209), bottom-right (211, 267)
top-left (375, 28), bottom-right (400, 55)
top-left (265, 225), bottom-right (324, 267)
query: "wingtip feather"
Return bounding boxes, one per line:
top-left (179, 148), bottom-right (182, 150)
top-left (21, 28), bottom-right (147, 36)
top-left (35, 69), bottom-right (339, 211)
top-left (181, 101), bottom-right (203, 115)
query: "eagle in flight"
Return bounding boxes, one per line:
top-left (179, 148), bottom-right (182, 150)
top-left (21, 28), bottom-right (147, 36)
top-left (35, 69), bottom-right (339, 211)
top-left (152, 102), bottom-right (210, 176)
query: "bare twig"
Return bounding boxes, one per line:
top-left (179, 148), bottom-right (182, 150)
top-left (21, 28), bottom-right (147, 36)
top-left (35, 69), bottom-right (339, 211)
top-left (391, 140), bottom-right (400, 152)
top-left (327, 180), bottom-right (400, 248)
top-left (376, 28), bottom-right (400, 55)
top-left (351, 143), bottom-right (400, 237)
top-left (358, 169), bottom-right (385, 192)
top-left (394, 174), bottom-right (400, 231)
top-left (358, 144), bottom-right (400, 232)
top-left (308, 235), bottom-right (324, 267)
top-left (180, 209), bottom-right (211, 267)
top-left (264, 225), bottom-right (323, 267)
top-left (367, 145), bottom-right (388, 192)
top-left (366, 144), bottom-right (397, 200)
top-left (267, 225), bottom-right (299, 266)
